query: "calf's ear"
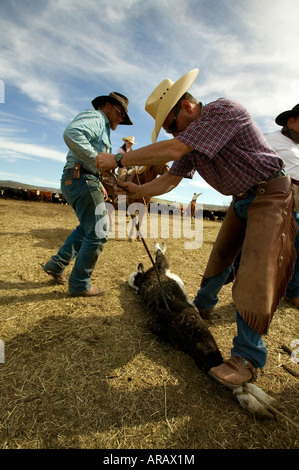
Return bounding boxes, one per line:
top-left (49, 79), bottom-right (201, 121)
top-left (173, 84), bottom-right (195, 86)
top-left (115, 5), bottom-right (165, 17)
top-left (137, 263), bottom-right (144, 273)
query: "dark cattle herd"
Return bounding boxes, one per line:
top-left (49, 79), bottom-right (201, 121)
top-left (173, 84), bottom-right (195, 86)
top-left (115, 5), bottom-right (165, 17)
top-left (202, 209), bottom-right (226, 221)
top-left (0, 186), bottom-right (68, 204)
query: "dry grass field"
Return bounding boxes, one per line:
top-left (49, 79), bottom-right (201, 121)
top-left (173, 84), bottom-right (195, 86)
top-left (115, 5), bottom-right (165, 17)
top-left (0, 198), bottom-right (298, 450)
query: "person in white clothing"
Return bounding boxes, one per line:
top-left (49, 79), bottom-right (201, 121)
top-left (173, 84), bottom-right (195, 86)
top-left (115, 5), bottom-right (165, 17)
top-left (192, 192), bottom-right (202, 202)
top-left (116, 136), bottom-right (137, 181)
top-left (265, 104), bottom-right (299, 308)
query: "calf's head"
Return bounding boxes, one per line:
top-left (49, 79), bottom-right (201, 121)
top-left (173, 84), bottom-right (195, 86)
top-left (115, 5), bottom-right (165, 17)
top-left (128, 263), bottom-right (145, 293)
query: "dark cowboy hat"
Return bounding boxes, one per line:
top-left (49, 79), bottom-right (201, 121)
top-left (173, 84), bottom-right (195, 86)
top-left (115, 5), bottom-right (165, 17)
top-left (275, 104), bottom-right (299, 126)
top-left (91, 92), bottom-right (132, 125)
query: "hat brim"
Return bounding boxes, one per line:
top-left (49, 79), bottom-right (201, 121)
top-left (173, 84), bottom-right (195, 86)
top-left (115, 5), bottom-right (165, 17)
top-left (92, 96), bottom-right (132, 125)
top-left (151, 68), bottom-right (199, 142)
top-left (122, 137), bottom-right (136, 144)
top-left (275, 110), bottom-right (299, 126)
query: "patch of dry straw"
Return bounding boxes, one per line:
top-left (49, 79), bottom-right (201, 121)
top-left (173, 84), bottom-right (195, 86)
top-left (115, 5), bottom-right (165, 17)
top-left (0, 200), bottom-right (298, 449)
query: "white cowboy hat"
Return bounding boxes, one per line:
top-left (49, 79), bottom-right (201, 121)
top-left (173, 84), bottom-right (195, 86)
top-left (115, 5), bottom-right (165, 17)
top-left (145, 68), bottom-right (199, 142)
top-left (122, 136), bottom-right (137, 144)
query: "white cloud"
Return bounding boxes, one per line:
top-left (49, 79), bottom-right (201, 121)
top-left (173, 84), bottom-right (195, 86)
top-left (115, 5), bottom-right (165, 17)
top-left (2, 0), bottom-right (297, 126)
top-left (0, 137), bottom-right (66, 162)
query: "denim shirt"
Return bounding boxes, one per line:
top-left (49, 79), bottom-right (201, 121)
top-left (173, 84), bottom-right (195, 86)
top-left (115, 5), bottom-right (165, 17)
top-left (63, 109), bottom-right (112, 177)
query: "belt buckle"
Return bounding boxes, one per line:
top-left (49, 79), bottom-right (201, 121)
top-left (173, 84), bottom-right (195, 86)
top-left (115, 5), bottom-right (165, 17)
top-left (236, 192), bottom-right (247, 198)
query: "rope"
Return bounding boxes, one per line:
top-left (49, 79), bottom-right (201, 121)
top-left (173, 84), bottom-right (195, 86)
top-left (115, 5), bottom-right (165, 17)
top-left (109, 171), bottom-right (171, 312)
top-left (133, 169), bottom-right (171, 310)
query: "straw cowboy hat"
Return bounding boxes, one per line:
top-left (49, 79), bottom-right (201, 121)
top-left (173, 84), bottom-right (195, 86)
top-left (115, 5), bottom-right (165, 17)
top-left (275, 104), bottom-right (299, 126)
top-left (122, 136), bottom-right (137, 144)
top-left (91, 92), bottom-right (132, 125)
top-left (145, 68), bottom-right (199, 142)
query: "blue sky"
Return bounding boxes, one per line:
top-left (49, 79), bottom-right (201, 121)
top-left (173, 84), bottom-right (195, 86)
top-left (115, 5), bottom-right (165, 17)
top-left (0, 0), bottom-right (298, 207)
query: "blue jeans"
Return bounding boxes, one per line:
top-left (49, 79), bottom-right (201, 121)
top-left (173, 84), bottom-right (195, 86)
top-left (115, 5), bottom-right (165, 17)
top-left (194, 195), bottom-right (267, 369)
top-left (44, 170), bottom-right (108, 294)
top-left (194, 265), bottom-right (233, 310)
top-left (286, 211), bottom-right (299, 298)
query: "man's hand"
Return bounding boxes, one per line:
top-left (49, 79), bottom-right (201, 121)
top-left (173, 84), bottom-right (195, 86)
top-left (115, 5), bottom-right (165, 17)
top-left (114, 180), bottom-right (142, 199)
top-left (95, 152), bottom-right (117, 176)
top-left (114, 172), bottom-right (182, 201)
top-left (101, 184), bottom-right (108, 200)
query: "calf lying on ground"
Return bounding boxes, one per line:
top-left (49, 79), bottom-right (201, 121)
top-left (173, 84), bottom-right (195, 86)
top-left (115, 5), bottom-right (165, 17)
top-left (128, 243), bottom-right (223, 372)
top-left (128, 243), bottom-right (288, 421)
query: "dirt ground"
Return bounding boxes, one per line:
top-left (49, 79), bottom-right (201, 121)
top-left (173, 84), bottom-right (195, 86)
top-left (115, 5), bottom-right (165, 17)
top-left (0, 199), bottom-right (298, 449)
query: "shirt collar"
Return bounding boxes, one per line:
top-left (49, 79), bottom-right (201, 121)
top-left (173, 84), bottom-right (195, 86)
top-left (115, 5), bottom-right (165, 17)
top-left (98, 109), bottom-right (110, 128)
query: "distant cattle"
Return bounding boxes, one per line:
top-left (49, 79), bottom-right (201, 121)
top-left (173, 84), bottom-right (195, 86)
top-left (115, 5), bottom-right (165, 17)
top-left (203, 209), bottom-right (215, 221)
top-left (1, 187), bottom-right (29, 200)
top-left (27, 190), bottom-right (51, 202)
top-left (0, 186), bottom-right (70, 204)
top-left (52, 192), bottom-right (68, 204)
top-left (203, 210), bottom-right (226, 221)
top-left (214, 210), bottom-right (225, 221)
top-left (40, 191), bottom-right (53, 202)
top-left (28, 190), bottom-right (41, 201)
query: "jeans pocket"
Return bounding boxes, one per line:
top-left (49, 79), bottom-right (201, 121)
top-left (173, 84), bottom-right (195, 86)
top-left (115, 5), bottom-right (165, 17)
top-left (84, 176), bottom-right (104, 207)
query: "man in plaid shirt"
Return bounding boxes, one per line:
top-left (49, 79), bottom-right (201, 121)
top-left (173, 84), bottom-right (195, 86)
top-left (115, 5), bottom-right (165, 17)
top-left (95, 69), bottom-right (296, 389)
top-left (167, 97), bottom-right (284, 194)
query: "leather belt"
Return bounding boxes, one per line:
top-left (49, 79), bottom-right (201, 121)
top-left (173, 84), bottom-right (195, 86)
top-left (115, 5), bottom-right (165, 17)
top-left (63, 164), bottom-right (102, 181)
top-left (257, 173), bottom-right (291, 196)
top-left (235, 184), bottom-right (259, 199)
top-left (235, 170), bottom-right (286, 200)
top-left (75, 163), bottom-right (102, 180)
top-left (81, 168), bottom-right (101, 178)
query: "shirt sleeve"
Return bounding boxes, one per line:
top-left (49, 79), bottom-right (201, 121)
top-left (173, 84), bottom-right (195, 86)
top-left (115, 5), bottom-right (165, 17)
top-left (169, 154), bottom-right (196, 178)
top-left (63, 111), bottom-right (107, 166)
top-left (177, 99), bottom-right (246, 159)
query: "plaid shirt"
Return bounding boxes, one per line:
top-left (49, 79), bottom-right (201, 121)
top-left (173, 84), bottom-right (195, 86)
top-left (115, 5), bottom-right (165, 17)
top-left (170, 98), bottom-right (284, 195)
